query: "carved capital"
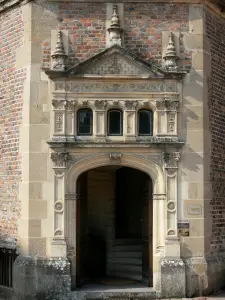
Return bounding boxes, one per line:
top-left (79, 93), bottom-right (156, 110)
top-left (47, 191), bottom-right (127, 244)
top-left (156, 100), bottom-right (179, 111)
top-left (94, 100), bottom-right (107, 110)
top-left (52, 99), bottom-right (67, 110)
top-left (125, 100), bottom-right (138, 110)
top-left (51, 152), bottom-right (69, 168)
top-left (163, 152), bottom-right (180, 169)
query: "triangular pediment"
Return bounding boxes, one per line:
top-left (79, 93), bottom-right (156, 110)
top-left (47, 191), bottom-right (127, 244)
top-left (66, 45), bottom-right (166, 79)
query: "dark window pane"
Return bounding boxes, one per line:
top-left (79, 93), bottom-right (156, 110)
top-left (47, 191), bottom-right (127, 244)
top-left (108, 110), bottom-right (122, 135)
top-left (77, 109), bottom-right (92, 135)
top-left (139, 110), bottom-right (153, 135)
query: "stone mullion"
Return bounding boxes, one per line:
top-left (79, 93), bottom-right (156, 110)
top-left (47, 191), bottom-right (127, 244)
top-left (125, 110), bottom-right (136, 139)
top-left (95, 110), bottom-right (105, 138)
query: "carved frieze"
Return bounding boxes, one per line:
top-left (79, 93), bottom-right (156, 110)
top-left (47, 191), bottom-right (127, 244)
top-left (163, 152), bottom-right (180, 169)
top-left (65, 82), bottom-right (164, 93)
top-left (51, 152), bottom-right (69, 168)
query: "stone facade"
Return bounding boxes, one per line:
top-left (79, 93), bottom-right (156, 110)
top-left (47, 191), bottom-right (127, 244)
top-left (0, 0), bottom-right (225, 299)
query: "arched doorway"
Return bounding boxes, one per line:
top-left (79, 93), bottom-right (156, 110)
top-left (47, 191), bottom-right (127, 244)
top-left (76, 165), bottom-right (153, 288)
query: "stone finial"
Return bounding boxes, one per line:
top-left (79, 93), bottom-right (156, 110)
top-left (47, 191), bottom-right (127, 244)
top-left (51, 30), bottom-right (67, 71)
top-left (107, 5), bottom-right (123, 46)
top-left (163, 32), bottom-right (178, 71)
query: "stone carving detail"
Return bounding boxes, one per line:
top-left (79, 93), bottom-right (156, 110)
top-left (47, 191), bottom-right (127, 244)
top-left (156, 100), bottom-right (179, 111)
top-left (82, 100), bottom-right (89, 106)
top-left (52, 99), bottom-right (67, 110)
top-left (167, 169), bottom-right (177, 177)
top-left (51, 30), bottom-right (67, 71)
top-left (163, 152), bottom-right (180, 169)
top-left (67, 100), bottom-right (76, 111)
top-left (167, 101), bottom-right (179, 111)
top-left (163, 32), bottom-right (178, 71)
top-left (167, 201), bottom-right (176, 212)
top-left (125, 100), bottom-right (138, 110)
top-left (167, 229), bottom-right (176, 236)
top-left (66, 82), bottom-right (164, 93)
top-left (51, 152), bottom-right (69, 168)
top-left (109, 153), bottom-right (121, 160)
top-left (55, 112), bottom-right (63, 132)
top-left (54, 201), bottom-right (63, 213)
top-left (54, 229), bottom-right (63, 236)
top-left (94, 100), bottom-right (107, 110)
top-left (107, 5), bottom-right (123, 46)
top-left (87, 54), bottom-right (148, 76)
top-left (168, 113), bottom-right (176, 133)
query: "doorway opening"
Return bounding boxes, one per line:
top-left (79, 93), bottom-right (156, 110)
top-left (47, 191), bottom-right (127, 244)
top-left (76, 166), bottom-right (153, 289)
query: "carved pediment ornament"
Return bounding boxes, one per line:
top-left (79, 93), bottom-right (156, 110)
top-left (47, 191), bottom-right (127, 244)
top-left (163, 152), bottom-right (180, 169)
top-left (51, 152), bottom-right (70, 168)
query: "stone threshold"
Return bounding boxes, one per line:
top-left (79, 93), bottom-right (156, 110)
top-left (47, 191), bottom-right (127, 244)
top-left (71, 287), bottom-right (157, 300)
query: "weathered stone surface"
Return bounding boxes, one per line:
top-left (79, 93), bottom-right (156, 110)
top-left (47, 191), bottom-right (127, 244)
top-left (13, 256), bottom-right (71, 300)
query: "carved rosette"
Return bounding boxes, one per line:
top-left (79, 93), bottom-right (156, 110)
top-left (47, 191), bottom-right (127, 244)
top-left (163, 152), bottom-right (180, 169)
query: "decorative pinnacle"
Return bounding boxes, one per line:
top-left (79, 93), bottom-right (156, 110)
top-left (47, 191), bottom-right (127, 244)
top-left (52, 30), bottom-right (67, 58)
top-left (163, 31), bottom-right (178, 71)
top-left (107, 5), bottom-right (123, 46)
top-left (165, 32), bottom-right (177, 58)
top-left (111, 5), bottom-right (120, 28)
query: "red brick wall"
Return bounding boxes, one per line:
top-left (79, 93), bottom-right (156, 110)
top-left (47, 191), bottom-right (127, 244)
top-left (124, 3), bottom-right (191, 68)
top-left (0, 6), bottom-right (26, 245)
top-left (206, 10), bottom-right (225, 254)
top-left (42, 3), bottom-right (191, 69)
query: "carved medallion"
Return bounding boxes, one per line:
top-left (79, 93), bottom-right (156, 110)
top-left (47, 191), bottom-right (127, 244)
top-left (167, 201), bottom-right (176, 212)
top-left (54, 201), bottom-right (63, 213)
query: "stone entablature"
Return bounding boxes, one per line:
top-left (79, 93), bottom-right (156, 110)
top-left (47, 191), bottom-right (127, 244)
top-left (50, 81), bottom-right (181, 143)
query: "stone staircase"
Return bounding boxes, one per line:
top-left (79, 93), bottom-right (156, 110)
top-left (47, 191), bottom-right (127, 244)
top-left (107, 239), bottom-right (143, 281)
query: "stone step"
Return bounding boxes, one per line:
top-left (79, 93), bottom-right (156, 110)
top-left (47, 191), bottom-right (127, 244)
top-left (108, 251), bottom-right (142, 259)
top-left (107, 257), bottom-right (142, 265)
top-left (113, 239), bottom-right (142, 246)
top-left (112, 245), bottom-right (142, 252)
top-left (107, 270), bottom-right (142, 281)
top-left (108, 263), bottom-right (142, 273)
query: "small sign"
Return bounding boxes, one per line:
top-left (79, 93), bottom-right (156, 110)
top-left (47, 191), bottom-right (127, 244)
top-left (178, 220), bottom-right (189, 237)
top-left (187, 204), bottom-right (202, 216)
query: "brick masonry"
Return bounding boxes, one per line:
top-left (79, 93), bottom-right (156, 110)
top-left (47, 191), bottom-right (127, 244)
top-left (206, 9), bottom-right (225, 254)
top-left (0, 6), bottom-right (25, 245)
top-left (42, 2), bottom-right (191, 70)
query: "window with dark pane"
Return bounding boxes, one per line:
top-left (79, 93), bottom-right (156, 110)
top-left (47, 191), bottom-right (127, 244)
top-left (77, 109), bottom-right (93, 135)
top-left (108, 109), bottom-right (123, 136)
top-left (138, 110), bottom-right (153, 135)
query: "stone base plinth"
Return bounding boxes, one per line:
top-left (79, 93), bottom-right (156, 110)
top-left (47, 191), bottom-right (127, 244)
top-left (185, 256), bottom-right (225, 297)
top-left (12, 256), bottom-right (71, 300)
top-left (161, 257), bottom-right (186, 298)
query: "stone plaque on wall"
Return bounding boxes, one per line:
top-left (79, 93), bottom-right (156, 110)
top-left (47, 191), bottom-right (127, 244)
top-left (187, 204), bottom-right (202, 216)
